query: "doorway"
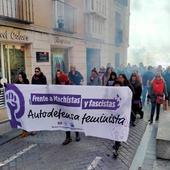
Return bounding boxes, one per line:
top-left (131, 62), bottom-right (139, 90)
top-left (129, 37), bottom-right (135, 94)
top-left (51, 48), bottom-right (69, 84)
top-left (86, 48), bottom-right (100, 81)
top-left (0, 44), bottom-right (25, 83)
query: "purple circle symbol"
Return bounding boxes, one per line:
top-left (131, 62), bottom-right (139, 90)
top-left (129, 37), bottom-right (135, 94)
top-left (5, 84), bottom-right (25, 128)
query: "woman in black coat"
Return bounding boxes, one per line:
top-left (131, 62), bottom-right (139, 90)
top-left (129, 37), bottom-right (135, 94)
top-left (118, 74), bottom-right (136, 126)
top-left (16, 71), bottom-right (29, 84)
top-left (31, 67), bottom-right (47, 85)
top-left (106, 72), bottom-right (117, 86)
top-left (129, 73), bottom-right (144, 119)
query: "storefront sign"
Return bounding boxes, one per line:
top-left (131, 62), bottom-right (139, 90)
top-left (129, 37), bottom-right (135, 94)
top-left (55, 37), bottom-right (71, 45)
top-left (36, 52), bottom-right (49, 62)
top-left (5, 84), bottom-right (132, 142)
top-left (0, 30), bottom-right (28, 41)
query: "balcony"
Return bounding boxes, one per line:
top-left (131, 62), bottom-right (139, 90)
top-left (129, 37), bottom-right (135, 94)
top-left (85, 0), bottom-right (107, 19)
top-left (54, 0), bottom-right (77, 34)
top-left (0, 0), bottom-right (34, 24)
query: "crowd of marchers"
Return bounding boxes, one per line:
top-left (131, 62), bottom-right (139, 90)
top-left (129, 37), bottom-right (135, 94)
top-left (3, 62), bottom-right (170, 159)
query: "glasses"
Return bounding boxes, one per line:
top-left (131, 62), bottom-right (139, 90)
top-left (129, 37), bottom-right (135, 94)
top-left (35, 70), bottom-right (40, 73)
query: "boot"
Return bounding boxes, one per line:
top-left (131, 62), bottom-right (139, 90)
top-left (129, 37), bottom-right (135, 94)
top-left (140, 111), bottom-right (144, 119)
top-left (112, 149), bottom-right (118, 159)
top-left (155, 116), bottom-right (159, 121)
top-left (62, 131), bottom-right (72, 145)
top-left (130, 121), bottom-right (136, 127)
top-left (155, 112), bottom-right (160, 121)
top-left (62, 138), bottom-right (72, 145)
top-left (149, 114), bottom-right (154, 125)
top-left (75, 132), bottom-right (80, 142)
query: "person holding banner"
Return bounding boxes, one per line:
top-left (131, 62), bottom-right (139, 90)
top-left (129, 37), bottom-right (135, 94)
top-left (68, 65), bottom-right (84, 85)
top-left (16, 71), bottom-right (30, 138)
top-left (118, 74), bottom-right (136, 126)
top-left (31, 67), bottom-right (47, 135)
top-left (105, 71), bottom-right (121, 158)
top-left (88, 68), bottom-right (101, 86)
top-left (55, 70), bottom-right (80, 145)
top-left (129, 73), bottom-right (144, 119)
top-left (112, 79), bottom-right (122, 159)
top-left (31, 67), bottom-right (47, 85)
top-left (106, 71), bottom-right (117, 86)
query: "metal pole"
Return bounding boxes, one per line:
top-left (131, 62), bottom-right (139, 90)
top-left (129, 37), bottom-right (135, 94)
top-left (7, 45), bottom-right (11, 83)
top-left (1, 44), bottom-right (5, 79)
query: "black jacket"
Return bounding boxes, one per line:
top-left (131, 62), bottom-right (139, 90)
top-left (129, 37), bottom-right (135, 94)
top-left (31, 73), bottom-right (47, 85)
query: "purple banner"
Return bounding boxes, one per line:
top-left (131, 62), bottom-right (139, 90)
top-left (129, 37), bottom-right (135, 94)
top-left (30, 93), bottom-right (81, 107)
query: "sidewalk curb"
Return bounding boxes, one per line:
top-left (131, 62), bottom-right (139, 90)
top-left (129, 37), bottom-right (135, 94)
top-left (130, 122), bottom-right (153, 170)
top-left (0, 129), bottom-right (21, 146)
top-left (0, 119), bottom-right (9, 124)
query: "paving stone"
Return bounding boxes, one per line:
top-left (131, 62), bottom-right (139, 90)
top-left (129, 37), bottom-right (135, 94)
top-left (0, 118), bottom-right (147, 170)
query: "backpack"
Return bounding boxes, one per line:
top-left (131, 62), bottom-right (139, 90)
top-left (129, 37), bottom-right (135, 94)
top-left (152, 79), bottom-right (164, 95)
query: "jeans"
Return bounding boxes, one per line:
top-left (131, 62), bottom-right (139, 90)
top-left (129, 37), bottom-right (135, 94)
top-left (150, 102), bottom-right (160, 121)
top-left (142, 86), bottom-right (148, 106)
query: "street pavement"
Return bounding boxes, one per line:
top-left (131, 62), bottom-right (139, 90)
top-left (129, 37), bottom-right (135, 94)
top-left (141, 111), bottom-right (170, 170)
top-left (0, 117), bottom-right (147, 170)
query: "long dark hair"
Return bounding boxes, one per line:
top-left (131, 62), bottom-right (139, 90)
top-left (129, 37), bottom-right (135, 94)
top-left (118, 74), bottom-right (130, 86)
top-left (108, 72), bottom-right (117, 81)
top-left (17, 71), bottom-right (29, 84)
top-left (129, 73), bottom-right (141, 86)
top-left (118, 73), bottom-right (135, 94)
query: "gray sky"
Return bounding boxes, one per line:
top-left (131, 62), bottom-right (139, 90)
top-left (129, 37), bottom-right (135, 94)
top-left (128, 0), bottom-right (170, 67)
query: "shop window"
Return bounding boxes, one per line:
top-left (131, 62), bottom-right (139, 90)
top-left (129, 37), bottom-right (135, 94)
top-left (51, 48), bottom-right (69, 84)
top-left (1, 44), bottom-right (25, 83)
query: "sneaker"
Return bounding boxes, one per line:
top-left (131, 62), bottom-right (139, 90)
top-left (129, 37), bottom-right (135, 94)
top-left (149, 120), bottom-right (153, 125)
top-left (62, 138), bottom-right (72, 145)
top-left (75, 136), bottom-right (80, 142)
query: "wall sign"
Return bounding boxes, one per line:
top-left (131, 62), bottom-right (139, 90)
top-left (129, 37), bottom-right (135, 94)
top-left (0, 30), bottom-right (28, 41)
top-left (55, 37), bottom-right (71, 45)
top-left (36, 52), bottom-right (49, 62)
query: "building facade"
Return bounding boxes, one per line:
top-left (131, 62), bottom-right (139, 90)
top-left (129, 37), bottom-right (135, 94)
top-left (0, 0), bottom-right (130, 88)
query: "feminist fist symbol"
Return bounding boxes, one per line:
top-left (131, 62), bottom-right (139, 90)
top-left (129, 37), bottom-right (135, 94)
top-left (6, 92), bottom-right (21, 128)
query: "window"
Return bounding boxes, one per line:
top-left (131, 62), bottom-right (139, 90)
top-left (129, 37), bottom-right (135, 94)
top-left (115, 12), bottom-right (123, 46)
top-left (54, 0), bottom-right (76, 33)
top-left (102, 0), bottom-right (106, 15)
top-left (91, 0), bottom-right (94, 10)
top-left (0, 0), bottom-right (34, 24)
top-left (115, 0), bottom-right (128, 7)
top-left (115, 53), bottom-right (120, 68)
